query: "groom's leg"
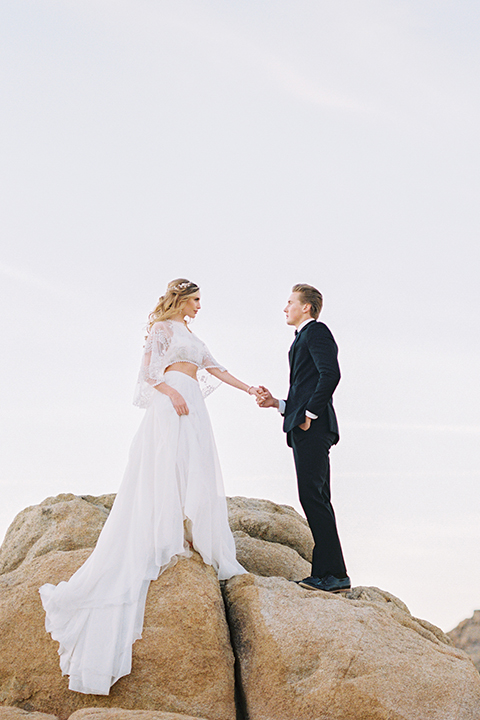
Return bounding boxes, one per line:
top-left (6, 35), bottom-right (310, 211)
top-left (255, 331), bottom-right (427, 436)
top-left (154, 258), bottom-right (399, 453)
top-left (289, 424), bottom-right (347, 579)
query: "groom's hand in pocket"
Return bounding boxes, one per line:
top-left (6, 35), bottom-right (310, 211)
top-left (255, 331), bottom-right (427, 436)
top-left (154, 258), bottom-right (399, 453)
top-left (298, 417), bottom-right (311, 431)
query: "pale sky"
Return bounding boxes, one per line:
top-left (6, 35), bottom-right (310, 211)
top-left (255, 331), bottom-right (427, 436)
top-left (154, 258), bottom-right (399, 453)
top-left (1, 0), bottom-right (479, 632)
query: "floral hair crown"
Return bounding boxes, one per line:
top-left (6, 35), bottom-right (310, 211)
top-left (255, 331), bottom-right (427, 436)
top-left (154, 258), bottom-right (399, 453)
top-left (172, 281), bottom-right (196, 292)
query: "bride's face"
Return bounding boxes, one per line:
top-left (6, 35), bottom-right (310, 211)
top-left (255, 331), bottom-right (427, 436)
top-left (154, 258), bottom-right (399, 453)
top-left (182, 293), bottom-right (201, 319)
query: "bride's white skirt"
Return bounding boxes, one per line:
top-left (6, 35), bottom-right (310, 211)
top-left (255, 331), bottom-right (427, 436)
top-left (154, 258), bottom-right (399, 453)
top-left (39, 372), bottom-right (246, 696)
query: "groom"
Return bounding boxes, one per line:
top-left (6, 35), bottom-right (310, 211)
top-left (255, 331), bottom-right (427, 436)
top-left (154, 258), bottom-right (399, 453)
top-left (257, 284), bottom-right (350, 593)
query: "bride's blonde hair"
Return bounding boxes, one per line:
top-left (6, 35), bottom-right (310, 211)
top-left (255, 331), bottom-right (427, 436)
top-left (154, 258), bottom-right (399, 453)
top-left (147, 278), bottom-right (200, 331)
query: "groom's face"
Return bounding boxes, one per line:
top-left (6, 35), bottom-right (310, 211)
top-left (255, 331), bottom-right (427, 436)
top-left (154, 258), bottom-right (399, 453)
top-left (284, 292), bottom-right (310, 327)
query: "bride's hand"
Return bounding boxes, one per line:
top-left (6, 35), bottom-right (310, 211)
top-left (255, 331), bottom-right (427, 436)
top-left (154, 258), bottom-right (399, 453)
top-left (247, 386), bottom-right (262, 399)
top-left (169, 390), bottom-right (189, 416)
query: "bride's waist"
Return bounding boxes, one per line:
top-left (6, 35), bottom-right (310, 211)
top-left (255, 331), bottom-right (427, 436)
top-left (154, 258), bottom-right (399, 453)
top-left (162, 368), bottom-right (203, 397)
top-left (165, 362), bottom-right (198, 380)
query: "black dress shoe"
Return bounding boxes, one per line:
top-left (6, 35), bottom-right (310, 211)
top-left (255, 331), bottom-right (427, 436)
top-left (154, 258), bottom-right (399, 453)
top-left (299, 574), bottom-right (351, 593)
top-left (294, 576), bottom-right (315, 585)
top-left (298, 576), bottom-right (324, 590)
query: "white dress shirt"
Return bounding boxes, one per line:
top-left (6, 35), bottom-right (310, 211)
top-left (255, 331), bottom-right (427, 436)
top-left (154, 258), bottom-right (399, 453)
top-left (278, 318), bottom-right (318, 419)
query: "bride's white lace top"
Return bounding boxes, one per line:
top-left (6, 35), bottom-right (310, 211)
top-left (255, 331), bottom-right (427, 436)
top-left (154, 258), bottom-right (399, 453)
top-left (133, 320), bottom-right (226, 407)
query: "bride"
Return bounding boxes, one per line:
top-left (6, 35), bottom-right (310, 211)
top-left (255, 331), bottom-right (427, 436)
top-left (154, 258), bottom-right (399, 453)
top-left (39, 279), bottom-right (257, 696)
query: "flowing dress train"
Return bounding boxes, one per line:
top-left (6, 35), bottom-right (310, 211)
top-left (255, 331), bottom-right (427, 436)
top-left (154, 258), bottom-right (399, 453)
top-left (39, 370), bottom-right (246, 695)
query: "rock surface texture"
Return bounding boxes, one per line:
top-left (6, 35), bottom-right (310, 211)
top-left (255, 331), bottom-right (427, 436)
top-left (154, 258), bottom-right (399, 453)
top-left (1, 493), bottom-right (480, 720)
top-left (448, 610), bottom-right (480, 672)
top-left (224, 574), bottom-right (480, 720)
top-left (0, 709), bottom-right (59, 720)
top-left (227, 495), bottom-right (314, 563)
top-left (69, 710), bottom-right (209, 720)
top-left (0, 494), bottom-right (114, 576)
top-left (227, 495), bottom-right (313, 581)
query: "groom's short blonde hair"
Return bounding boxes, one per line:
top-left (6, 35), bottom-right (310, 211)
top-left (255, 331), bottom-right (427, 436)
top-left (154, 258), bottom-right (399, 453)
top-left (292, 284), bottom-right (323, 320)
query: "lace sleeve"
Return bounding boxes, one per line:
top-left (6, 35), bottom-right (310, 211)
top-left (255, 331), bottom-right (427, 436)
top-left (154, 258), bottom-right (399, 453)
top-left (133, 323), bottom-right (172, 408)
top-left (197, 344), bottom-right (227, 398)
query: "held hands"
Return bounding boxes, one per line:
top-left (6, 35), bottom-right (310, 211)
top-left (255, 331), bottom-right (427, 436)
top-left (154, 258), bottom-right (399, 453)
top-left (256, 386), bottom-right (279, 409)
top-left (249, 384), bottom-right (310, 429)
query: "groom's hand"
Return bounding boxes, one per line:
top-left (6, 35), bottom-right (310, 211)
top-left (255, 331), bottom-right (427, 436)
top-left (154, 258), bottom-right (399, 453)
top-left (298, 417), bottom-right (312, 431)
top-left (256, 386), bottom-right (279, 409)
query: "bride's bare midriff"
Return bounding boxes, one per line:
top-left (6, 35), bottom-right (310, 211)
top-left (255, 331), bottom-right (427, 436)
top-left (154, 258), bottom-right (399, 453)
top-left (165, 362), bottom-right (198, 380)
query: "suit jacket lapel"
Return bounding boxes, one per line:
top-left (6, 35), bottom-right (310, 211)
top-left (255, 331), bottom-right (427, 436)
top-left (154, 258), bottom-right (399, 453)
top-left (288, 321), bottom-right (314, 378)
top-left (288, 333), bottom-right (299, 368)
top-left (288, 326), bottom-right (304, 374)
top-left (288, 337), bottom-right (297, 365)
top-left (289, 323), bottom-right (308, 357)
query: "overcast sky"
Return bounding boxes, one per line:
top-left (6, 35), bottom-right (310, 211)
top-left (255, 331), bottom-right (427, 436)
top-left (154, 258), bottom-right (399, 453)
top-left (1, 0), bottom-right (479, 632)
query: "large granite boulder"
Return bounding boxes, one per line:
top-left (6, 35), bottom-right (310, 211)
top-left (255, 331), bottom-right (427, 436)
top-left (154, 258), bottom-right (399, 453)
top-left (223, 574), bottom-right (480, 720)
top-left (448, 610), bottom-right (480, 672)
top-left (0, 494), bottom-right (312, 584)
top-left (0, 494), bottom-right (114, 575)
top-left (5, 492), bottom-right (479, 720)
top-left (227, 496), bottom-right (313, 582)
top-left (232, 530), bottom-right (310, 582)
top-left (227, 495), bottom-right (313, 562)
top-left (0, 549), bottom-right (236, 720)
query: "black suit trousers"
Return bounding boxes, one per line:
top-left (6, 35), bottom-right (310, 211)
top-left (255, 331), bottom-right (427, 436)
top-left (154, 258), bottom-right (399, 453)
top-left (288, 422), bottom-right (347, 579)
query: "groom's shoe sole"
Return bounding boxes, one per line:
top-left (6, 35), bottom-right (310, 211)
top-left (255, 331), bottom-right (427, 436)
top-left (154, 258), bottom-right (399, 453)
top-left (298, 576), bottom-right (351, 593)
top-left (298, 579), bottom-right (327, 591)
top-left (299, 582), bottom-right (351, 593)
top-left (298, 581), bottom-right (349, 592)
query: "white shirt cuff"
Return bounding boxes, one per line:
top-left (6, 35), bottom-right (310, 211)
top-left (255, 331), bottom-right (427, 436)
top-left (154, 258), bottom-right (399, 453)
top-left (305, 410), bottom-right (318, 420)
top-left (278, 399), bottom-right (286, 415)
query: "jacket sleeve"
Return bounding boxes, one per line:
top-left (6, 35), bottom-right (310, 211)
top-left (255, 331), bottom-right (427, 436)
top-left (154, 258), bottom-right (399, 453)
top-left (305, 323), bottom-right (341, 417)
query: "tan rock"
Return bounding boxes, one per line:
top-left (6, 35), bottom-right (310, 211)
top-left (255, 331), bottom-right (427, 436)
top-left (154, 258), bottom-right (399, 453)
top-left (69, 710), bottom-right (209, 720)
top-left (0, 494), bottom-right (313, 580)
top-left (448, 609), bottom-right (480, 671)
top-left (233, 530), bottom-right (311, 581)
top-left (223, 574), bottom-right (480, 720)
top-left (347, 586), bottom-right (455, 645)
top-left (0, 495), bottom-right (114, 575)
top-left (0, 551), bottom-right (236, 720)
top-left (227, 496), bottom-right (313, 562)
top-left (0, 709), bottom-right (58, 720)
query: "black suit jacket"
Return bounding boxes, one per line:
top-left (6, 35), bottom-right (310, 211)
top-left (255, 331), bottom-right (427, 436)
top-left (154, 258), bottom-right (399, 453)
top-left (283, 321), bottom-right (340, 442)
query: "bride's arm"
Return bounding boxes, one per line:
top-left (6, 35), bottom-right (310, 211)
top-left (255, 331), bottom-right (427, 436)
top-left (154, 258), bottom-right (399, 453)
top-left (207, 367), bottom-right (259, 396)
